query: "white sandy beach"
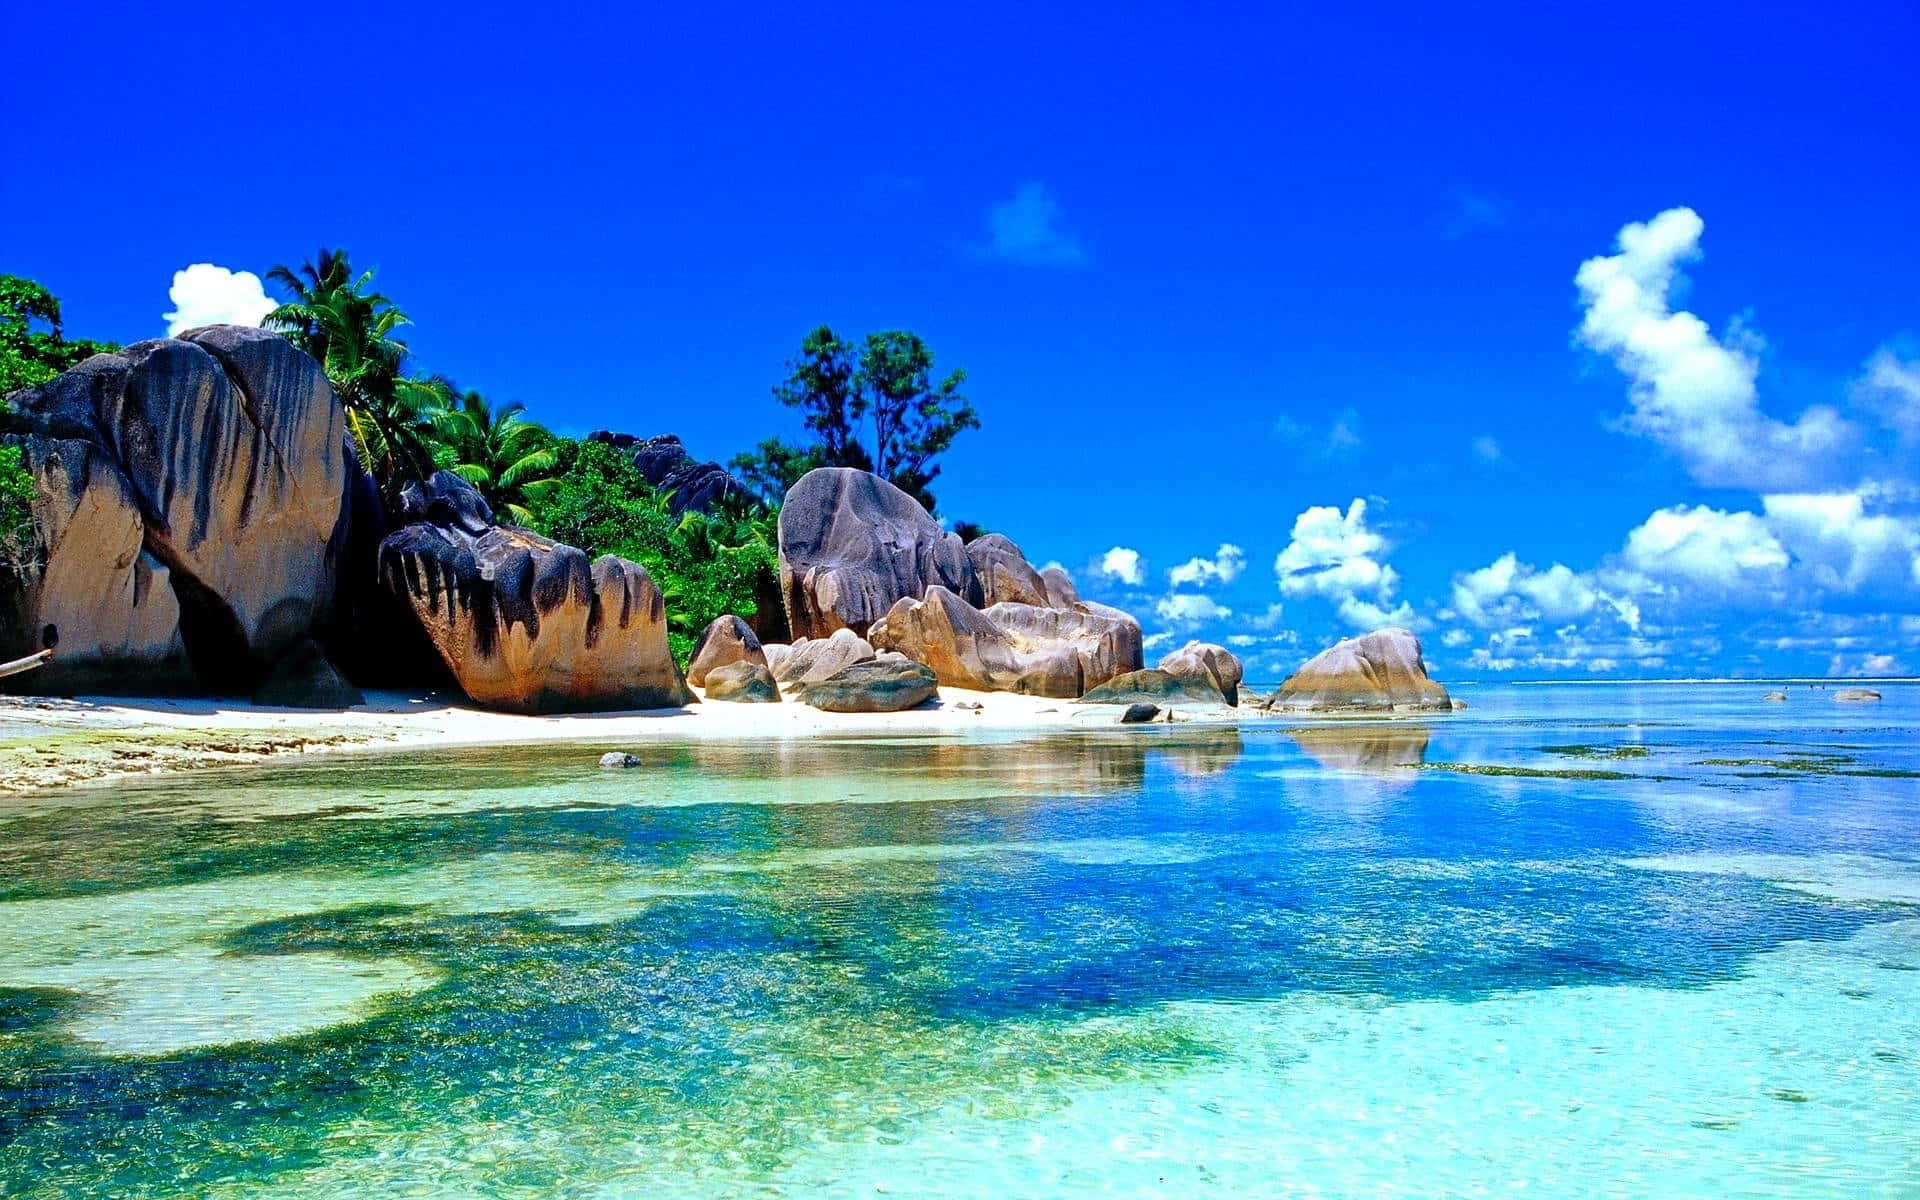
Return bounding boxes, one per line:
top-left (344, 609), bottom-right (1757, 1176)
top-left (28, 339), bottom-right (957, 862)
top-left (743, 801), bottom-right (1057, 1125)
top-left (0, 685), bottom-right (1254, 794)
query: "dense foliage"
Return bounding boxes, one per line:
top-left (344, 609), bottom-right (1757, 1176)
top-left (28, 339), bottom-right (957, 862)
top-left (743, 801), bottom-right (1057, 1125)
top-left (524, 440), bottom-right (778, 664)
top-left (0, 276), bottom-right (118, 579)
top-left (431, 388), bottom-right (561, 525)
top-left (732, 325), bottom-right (978, 512)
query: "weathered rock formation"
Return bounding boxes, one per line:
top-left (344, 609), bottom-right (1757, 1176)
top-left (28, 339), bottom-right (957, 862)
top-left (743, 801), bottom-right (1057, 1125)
top-left (1158, 640), bottom-right (1244, 706)
top-left (778, 468), bottom-right (975, 640)
top-left (1120, 702), bottom-right (1160, 724)
top-left (686, 614), bottom-right (767, 688)
top-left (966, 533), bottom-right (1050, 607)
top-left (1039, 565), bottom-right (1080, 610)
top-left (868, 586), bottom-right (1141, 698)
top-left (1271, 628), bottom-right (1450, 711)
top-left (797, 655), bottom-right (939, 713)
top-left (1, 326), bottom-right (358, 695)
top-left (1079, 668), bottom-right (1233, 707)
top-left (586, 431), bottom-right (744, 516)
top-left (769, 628), bottom-right (877, 685)
top-left (377, 472), bottom-right (691, 713)
top-left (704, 659), bottom-right (780, 703)
top-left (1833, 688), bottom-right (1881, 703)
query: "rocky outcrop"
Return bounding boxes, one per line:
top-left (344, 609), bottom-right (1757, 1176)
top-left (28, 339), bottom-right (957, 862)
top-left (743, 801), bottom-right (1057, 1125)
top-left (686, 614), bottom-right (766, 688)
top-left (797, 655), bottom-right (938, 713)
top-left (1271, 628), bottom-right (1450, 711)
top-left (966, 533), bottom-right (1050, 607)
top-left (1833, 688), bottom-right (1881, 703)
top-left (1158, 640), bottom-right (1244, 706)
top-left (1, 326), bottom-right (358, 695)
top-left (1120, 702), bottom-right (1160, 724)
top-left (377, 472), bottom-right (691, 713)
top-left (586, 431), bottom-right (744, 516)
top-left (1079, 668), bottom-right (1233, 707)
top-left (1039, 565), bottom-right (1080, 610)
top-left (777, 467), bottom-right (975, 639)
top-left (770, 627), bottom-right (876, 685)
top-left (704, 659), bottom-right (780, 703)
top-left (868, 586), bottom-right (1141, 698)
top-left (250, 637), bottom-right (364, 709)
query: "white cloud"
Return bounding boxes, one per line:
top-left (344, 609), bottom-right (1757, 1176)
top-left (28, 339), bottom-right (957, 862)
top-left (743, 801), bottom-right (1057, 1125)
top-left (1168, 543), bottom-right (1246, 588)
top-left (163, 264), bottom-right (276, 336)
top-left (1098, 546), bottom-right (1145, 586)
top-left (1274, 500), bottom-right (1418, 629)
top-left (1856, 348), bottom-right (1920, 441)
top-left (1156, 593), bottom-right (1233, 626)
top-left (1141, 631), bottom-right (1174, 652)
top-left (980, 182), bottom-right (1085, 267)
top-left (1574, 207), bottom-right (1854, 489)
top-left (1617, 504), bottom-right (1788, 590)
top-left (1827, 650), bottom-right (1905, 678)
top-left (1441, 628), bottom-right (1472, 648)
top-left (1451, 553), bottom-right (1622, 629)
top-left (1471, 435), bottom-right (1502, 462)
top-left (1274, 408), bottom-right (1362, 458)
top-left (1760, 491), bottom-right (1920, 595)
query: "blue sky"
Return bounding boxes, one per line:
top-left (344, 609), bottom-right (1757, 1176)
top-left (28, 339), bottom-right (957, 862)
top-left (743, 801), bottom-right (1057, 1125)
top-left (7, 1), bottom-right (1918, 680)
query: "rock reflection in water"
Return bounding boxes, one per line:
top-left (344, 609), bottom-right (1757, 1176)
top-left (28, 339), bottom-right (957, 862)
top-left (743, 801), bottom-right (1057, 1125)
top-left (1287, 724), bottom-right (1431, 773)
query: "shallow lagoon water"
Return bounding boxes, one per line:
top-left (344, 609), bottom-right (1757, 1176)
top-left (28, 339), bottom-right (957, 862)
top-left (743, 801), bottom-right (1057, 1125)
top-left (1, 684), bottom-right (1916, 1197)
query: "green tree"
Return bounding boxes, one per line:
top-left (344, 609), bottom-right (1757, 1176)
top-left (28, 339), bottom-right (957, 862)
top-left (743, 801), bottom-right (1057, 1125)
top-left (526, 440), bottom-right (779, 664)
top-left (737, 324), bottom-right (978, 512)
top-left (264, 249), bottom-right (444, 498)
top-left (431, 387), bottom-right (561, 525)
top-left (0, 275), bottom-right (116, 395)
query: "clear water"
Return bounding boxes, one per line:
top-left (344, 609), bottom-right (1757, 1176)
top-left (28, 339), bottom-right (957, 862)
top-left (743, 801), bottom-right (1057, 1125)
top-left (1, 683), bottom-right (1916, 1198)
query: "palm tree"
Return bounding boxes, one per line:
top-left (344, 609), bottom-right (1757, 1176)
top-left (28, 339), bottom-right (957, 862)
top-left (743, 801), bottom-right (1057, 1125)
top-left (431, 388), bottom-right (561, 525)
top-left (264, 249), bottom-right (443, 498)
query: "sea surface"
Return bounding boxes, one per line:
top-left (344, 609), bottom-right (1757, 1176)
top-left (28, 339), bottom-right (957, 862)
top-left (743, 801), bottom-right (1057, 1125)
top-left (1, 683), bottom-right (1916, 1198)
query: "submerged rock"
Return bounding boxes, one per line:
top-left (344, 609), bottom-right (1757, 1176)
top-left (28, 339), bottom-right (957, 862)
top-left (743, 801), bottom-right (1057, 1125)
top-left (797, 656), bottom-right (939, 713)
top-left (777, 467), bottom-right (975, 639)
top-left (686, 614), bottom-right (767, 688)
top-left (703, 659), bottom-right (780, 703)
top-left (378, 472), bottom-right (691, 714)
top-left (1157, 640), bottom-right (1244, 707)
top-left (1272, 628), bottom-right (1450, 712)
top-left (1079, 668), bottom-right (1232, 707)
top-left (598, 751), bottom-right (641, 768)
top-left (1762, 691), bottom-right (1788, 702)
top-left (1833, 688), bottom-right (1882, 703)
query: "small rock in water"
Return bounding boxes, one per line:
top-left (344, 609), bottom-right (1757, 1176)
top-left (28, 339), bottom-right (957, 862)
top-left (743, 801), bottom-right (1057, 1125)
top-left (954, 700), bottom-right (983, 711)
top-left (598, 752), bottom-right (641, 769)
top-left (1833, 688), bottom-right (1882, 703)
top-left (1120, 703), bottom-right (1160, 724)
top-left (1762, 691), bottom-right (1788, 702)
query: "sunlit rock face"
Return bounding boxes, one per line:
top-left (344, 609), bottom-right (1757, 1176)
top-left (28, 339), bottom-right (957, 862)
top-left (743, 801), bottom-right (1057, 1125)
top-left (1158, 640), bottom-right (1244, 707)
top-left (777, 467), bottom-right (976, 640)
top-left (687, 615), bottom-right (767, 688)
top-left (1272, 627), bottom-right (1450, 711)
top-left (378, 472), bottom-right (691, 713)
top-left (868, 586), bottom-right (1142, 699)
top-left (965, 533), bottom-right (1050, 607)
top-left (1, 326), bottom-right (355, 693)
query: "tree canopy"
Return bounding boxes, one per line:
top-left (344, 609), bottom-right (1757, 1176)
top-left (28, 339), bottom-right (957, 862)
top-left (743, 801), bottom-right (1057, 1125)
top-left (0, 275), bottom-right (116, 396)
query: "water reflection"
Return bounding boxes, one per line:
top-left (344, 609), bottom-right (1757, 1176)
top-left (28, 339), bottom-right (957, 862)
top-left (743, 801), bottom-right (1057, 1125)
top-left (1287, 723), bottom-right (1431, 774)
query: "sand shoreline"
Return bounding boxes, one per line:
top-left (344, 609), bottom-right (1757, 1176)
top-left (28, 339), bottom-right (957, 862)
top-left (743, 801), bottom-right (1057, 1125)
top-left (0, 686), bottom-right (1270, 795)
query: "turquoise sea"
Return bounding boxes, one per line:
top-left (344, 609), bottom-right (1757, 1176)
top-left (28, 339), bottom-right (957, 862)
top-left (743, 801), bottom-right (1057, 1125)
top-left (1, 683), bottom-right (1916, 1197)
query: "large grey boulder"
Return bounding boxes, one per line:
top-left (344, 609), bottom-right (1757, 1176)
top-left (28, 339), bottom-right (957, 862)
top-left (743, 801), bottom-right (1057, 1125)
top-left (1272, 628), bottom-right (1450, 711)
top-left (586, 431), bottom-right (745, 516)
top-left (798, 656), bottom-right (939, 713)
top-left (966, 533), bottom-right (1050, 607)
top-left (686, 614), bottom-right (767, 688)
top-left (378, 472), bottom-right (691, 713)
top-left (777, 467), bottom-right (975, 639)
top-left (1079, 668), bottom-right (1232, 707)
top-left (1, 326), bottom-right (357, 694)
top-left (1038, 565), bottom-right (1081, 610)
top-left (1157, 640), bottom-right (1244, 706)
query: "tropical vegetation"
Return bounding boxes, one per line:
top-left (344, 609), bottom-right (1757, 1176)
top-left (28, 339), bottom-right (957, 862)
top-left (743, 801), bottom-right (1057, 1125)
top-left (0, 260), bottom-right (981, 655)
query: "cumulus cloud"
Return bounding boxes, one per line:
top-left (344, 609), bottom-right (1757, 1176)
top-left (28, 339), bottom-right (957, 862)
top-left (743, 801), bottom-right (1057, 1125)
top-left (1617, 504), bottom-right (1789, 591)
top-left (163, 264), bottom-right (276, 335)
top-left (1471, 435), bottom-right (1502, 462)
top-left (980, 182), bottom-right (1085, 267)
top-left (1450, 553), bottom-right (1626, 629)
top-left (1156, 593), bottom-right (1233, 626)
top-left (1273, 500), bottom-right (1418, 629)
top-left (1575, 207), bottom-right (1855, 489)
top-left (1168, 543), bottom-right (1246, 588)
top-left (1856, 348), bottom-right (1920, 442)
top-left (1098, 546), bottom-right (1145, 586)
top-left (1760, 491), bottom-right (1920, 595)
